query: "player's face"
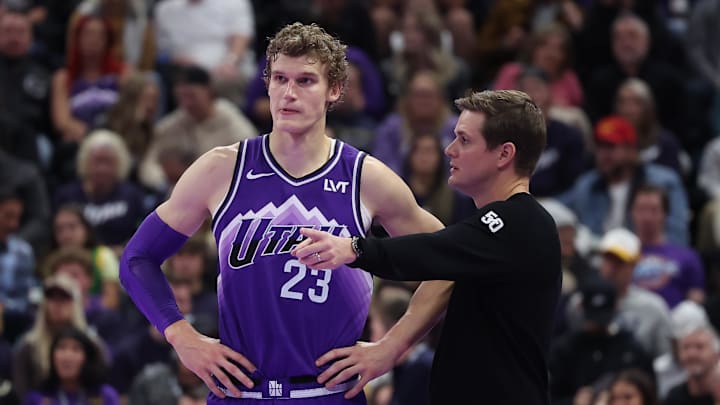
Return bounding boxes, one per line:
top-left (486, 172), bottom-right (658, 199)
top-left (630, 192), bottom-right (665, 242)
top-left (53, 337), bottom-right (86, 382)
top-left (268, 54), bottom-right (341, 136)
top-left (445, 110), bottom-right (498, 198)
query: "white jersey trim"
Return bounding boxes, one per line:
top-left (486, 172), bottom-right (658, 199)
top-left (262, 136), bottom-right (344, 187)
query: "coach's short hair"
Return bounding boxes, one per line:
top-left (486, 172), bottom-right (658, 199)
top-left (454, 90), bottom-right (546, 177)
top-left (263, 22), bottom-right (348, 108)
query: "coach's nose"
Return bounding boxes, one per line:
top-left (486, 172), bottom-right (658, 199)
top-left (445, 138), bottom-right (458, 158)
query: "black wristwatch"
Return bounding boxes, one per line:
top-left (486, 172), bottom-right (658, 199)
top-left (350, 236), bottom-right (363, 258)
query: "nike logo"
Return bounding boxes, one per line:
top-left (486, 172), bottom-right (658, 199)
top-left (246, 170), bottom-right (275, 180)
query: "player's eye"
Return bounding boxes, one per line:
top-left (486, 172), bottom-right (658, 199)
top-left (273, 75), bottom-right (287, 83)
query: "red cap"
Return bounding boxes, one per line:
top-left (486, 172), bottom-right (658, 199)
top-left (594, 116), bottom-right (637, 146)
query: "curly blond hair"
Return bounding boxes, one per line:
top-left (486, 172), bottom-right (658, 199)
top-left (263, 22), bottom-right (348, 108)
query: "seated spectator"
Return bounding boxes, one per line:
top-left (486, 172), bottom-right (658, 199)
top-left (72, 0), bottom-right (155, 70)
top-left (381, 8), bottom-right (469, 103)
top-left (372, 69), bottom-right (457, 175)
top-left (98, 71), bottom-right (160, 179)
top-left (654, 300), bottom-right (710, 400)
top-left (549, 277), bottom-right (655, 405)
top-left (402, 132), bottom-right (475, 226)
top-left (51, 14), bottom-right (126, 143)
top-left (53, 130), bottom-right (148, 251)
top-left (12, 274), bottom-right (105, 400)
top-left (0, 150), bottom-right (51, 256)
top-left (52, 204), bottom-right (120, 310)
top-left (326, 62), bottom-right (379, 153)
top-left (605, 368), bottom-right (658, 405)
top-left (0, 8), bottom-right (52, 164)
top-left (614, 78), bottom-right (686, 177)
top-left (23, 326), bottom-right (118, 405)
top-left (516, 67), bottom-right (587, 197)
top-left (0, 188), bottom-right (37, 319)
top-left (566, 228), bottom-right (673, 359)
top-left (494, 23), bottom-right (584, 107)
top-left (630, 185), bottom-right (705, 308)
top-left (560, 116), bottom-right (689, 245)
top-left (138, 65), bottom-right (257, 192)
top-left (664, 324), bottom-right (720, 404)
top-left (154, 0), bottom-right (256, 105)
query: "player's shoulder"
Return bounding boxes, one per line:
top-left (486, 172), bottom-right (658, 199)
top-left (186, 143), bottom-right (240, 179)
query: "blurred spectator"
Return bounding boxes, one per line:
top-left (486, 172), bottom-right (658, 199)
top-left (53, 130), bottom-right (148, 251)
top-left (156, 146), bottom-right (196, 200)
top-left (664, 324), bottom-right (720, 404)
top-left (630, 185), bottom-right (705, 308)
top-left (52, 204), bottom-right (120, 311)
top-left (697, 137), bottom-right (720, 200)
top-left (606, 368), bottom-right (658, 405)
top-left (72, 0), bottom-right (155, 70)
top-left (381, 8), bottom-right (469, 103)
top-left (310, 0), bottom-right (378, 61)
top-left (549, 277), bottom-right (655, 405)
top-left (566, 228), bottom-right (673, 359)
top-left (155, 0), bottom-right (255, 105)
top-left (614, 78), bottom-right (686, 177)
top-left (686, 0), bottom-right (720, 134)
top-left (326, 62), bottom-right (379, 152)
top-left (436, 0), bottom-right (476, 63)
top-left (472, 0), bottom-right (534, 87)
top-left (23, 326), bottom-right (118, 405)
top-left (50, 14), bottom-right (126, 143)
top-left (516, 67), bottom-right (586, 198)
top-left (12, 274), bottom-right (105, 400)
top-left (586, 13), bottom-right (687, 138)
top-left (128, 349), bottom-right (207, 405)
top-left (0, 150), bottom-right (51, 255)
top-left (0, 8), bottom-right (51, 164)
top-left (0, 188), bottom-right (37, 318)
top-left (372, 70), bottom-right (457, 175)
top-left (98, 71), bottom-right (160, 179)
top-left (139, 65), bottom-right (257, 192)
top-left (25, 0), bottom-right (83, 70)
top-left (402, 132), bottom-right (475, 226)
top-left (494, 23), bottom-right (583, 108)
top-left (560, 116), bottom-right (689, 245)
top-left (654, 300), bottom-right (710, 400)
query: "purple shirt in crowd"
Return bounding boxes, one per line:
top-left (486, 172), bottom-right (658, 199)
top-left (23, 384), bottom-right (119, 405)
top-left (633, 243), bottom-right (705, 308)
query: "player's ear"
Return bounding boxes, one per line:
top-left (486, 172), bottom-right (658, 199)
top-left (328, 81), bottom-right (342, 103)
top-left (497, 142), bottom-right (516, 169)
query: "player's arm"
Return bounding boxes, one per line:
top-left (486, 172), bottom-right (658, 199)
top-left (314, 157), bottom-right (453, 397)
top-left (120, 145), bottom-right (255, 397)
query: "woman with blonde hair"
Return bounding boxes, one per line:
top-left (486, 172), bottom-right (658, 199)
top-left (52, 129), bottom-right (149, 251)
top-left (11, 274), bottom-right (104, 400)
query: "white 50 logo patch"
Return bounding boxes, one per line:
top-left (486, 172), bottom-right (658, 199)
top-left (480, 210), bottom-right (504, 233)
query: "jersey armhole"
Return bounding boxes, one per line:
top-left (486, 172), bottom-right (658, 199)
top-left (352, 152), bottom-right (371, 237)
top-left (211, 141), bottom-right (248, 232)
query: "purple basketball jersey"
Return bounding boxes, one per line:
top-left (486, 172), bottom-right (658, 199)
top-left (211, 135), bottom-right (372, 379)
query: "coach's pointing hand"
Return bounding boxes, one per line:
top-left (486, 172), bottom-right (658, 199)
top-left (165, 320), bottom-right (257, 398)
top-left (292, 228), bottom-right (356, 269)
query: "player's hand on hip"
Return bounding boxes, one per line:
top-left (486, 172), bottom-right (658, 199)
top-left (292, 228), bottom-right (355, 270)
top-left (315, 341), bottom-right (397, 399)
top-left (165, 320), bottom-right (257, 398)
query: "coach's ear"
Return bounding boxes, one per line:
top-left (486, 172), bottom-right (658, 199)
top-left (497, 142), bottom-right (517, 170)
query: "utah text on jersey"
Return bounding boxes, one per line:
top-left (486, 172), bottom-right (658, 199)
top-left (228, 218), bottom-right (348, 269)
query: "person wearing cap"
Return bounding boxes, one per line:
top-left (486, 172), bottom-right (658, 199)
top-left (549, 277), bottom-right (655, 405)
top-left (664, 323), bottom-right (720, 405)
top-left (654, 300), bottom-right (711, 399)
top-left (595, 228), bottom-right (674, 359)
top-left (630, 184), bottom-right (705, 309)
top-left (560, 115), bottom-right (689, 245)
top-left (138, 65), bottom-right (258, 193)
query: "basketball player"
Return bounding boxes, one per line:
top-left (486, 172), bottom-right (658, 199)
top-left (292, 90), bottom-right (562, 404)
top-left (120, 23), bottom-right (449, 404)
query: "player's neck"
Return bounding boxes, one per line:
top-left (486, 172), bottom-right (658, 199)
top-left (269, 130), bottom-right (332, 178)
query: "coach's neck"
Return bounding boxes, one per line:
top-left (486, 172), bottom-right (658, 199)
top-left (472, 172), bottom-right (530, 208)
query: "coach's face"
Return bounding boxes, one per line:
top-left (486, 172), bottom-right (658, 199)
top-left (268, 54), bottom-right (341, 136)
top-left (446, 110), bottom-right (500, 199)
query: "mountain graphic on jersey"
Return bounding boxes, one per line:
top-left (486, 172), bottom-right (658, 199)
top-left (219, 194), bottom-right (351, 270)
